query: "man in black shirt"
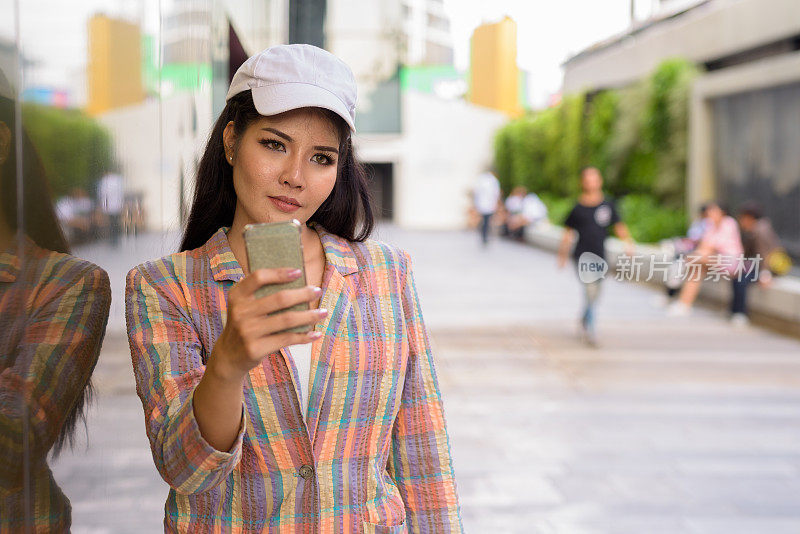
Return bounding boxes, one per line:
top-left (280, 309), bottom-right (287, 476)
top-left (557, 167), bottom-right (634, 346)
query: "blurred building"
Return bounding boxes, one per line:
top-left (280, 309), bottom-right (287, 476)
top-left (469, 16), bottom-right (523, 118)
top-left (400, 0), bottom-right (453, 66)
top-left (562, 0), bottom-right (800, 259)
top-left (400, 64), bottom-right (466, 100)
top-left (159, 0), bottom-right (288, 111)
top-left (326, 0), bottom-right (403, 133)
top-left (88, 2), bottom-right (289, 233)
top-left (87, 15), bottom-right (145, 115)
top-left (84, 0), bottom-right (503, 232)
top-left (326, 0), bottom-right (505, 229)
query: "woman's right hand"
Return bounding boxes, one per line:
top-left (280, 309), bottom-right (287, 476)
top-left (209, 267), bottom-right (328, 382)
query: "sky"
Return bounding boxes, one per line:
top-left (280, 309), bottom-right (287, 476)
top-left (442, 0), bottom-right (660, 107)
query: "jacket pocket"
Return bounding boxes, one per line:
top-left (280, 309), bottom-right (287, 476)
top-left (362, 519), bottom-right (407, 534)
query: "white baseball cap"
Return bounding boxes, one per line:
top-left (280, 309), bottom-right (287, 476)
top-left (226, 44), bottom-right (357, 133)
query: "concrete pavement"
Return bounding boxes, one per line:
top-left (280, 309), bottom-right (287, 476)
top-left (49, 225), bottom-right (800, 533)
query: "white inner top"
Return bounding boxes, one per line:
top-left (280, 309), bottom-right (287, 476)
top-left (285, 343), bottom-right (312, 420)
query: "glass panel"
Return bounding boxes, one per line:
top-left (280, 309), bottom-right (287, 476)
top-left (1, 0), bottom-right (291, 528)
top-left (0, 0), bottom-right (229, 530)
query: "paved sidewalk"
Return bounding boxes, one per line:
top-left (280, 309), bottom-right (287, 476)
top-left (50, 225), bottom-right (800, 533)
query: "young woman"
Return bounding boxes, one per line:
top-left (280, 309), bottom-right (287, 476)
top-left (1, 71), bottom-right (111, 532)
top-left (668, 201), bottom-right (744, 316)
top-left (125, 44), bottom-right (462, 533)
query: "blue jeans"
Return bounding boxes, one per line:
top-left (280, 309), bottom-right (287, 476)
top-left (581, 279), bottom-right (602, 332)
top-left (731, 269), bottom-right (757, 315)
top-left (574, 261), bottom-right (603, 333)
top-left (480, 213), bottom-right (492, 244)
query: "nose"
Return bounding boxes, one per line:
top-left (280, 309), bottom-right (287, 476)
top-left (281, 153), bottom-right (304, 189)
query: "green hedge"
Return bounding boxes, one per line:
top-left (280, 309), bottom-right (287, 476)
top-left (618, 194), bottom-right (688, 244)
top-left (495, 58), bottom-right (697, 242)
top-left (22, 103), bottom-right (115, 198)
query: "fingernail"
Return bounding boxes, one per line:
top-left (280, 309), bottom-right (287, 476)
top-left (309, 331), bottom-right (322, 339)
top-left (312, 286), bottom-right (322, 294)
top-left (316, 308), bottom-right (328, 316)
top-left (287, 269), bottom-right (302, 278)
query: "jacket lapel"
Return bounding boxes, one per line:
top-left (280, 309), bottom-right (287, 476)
top-left (305, 222), bottom-right (360, 445)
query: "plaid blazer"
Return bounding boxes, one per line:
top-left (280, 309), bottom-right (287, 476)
top-left (1, 235), bottom-right (110, 533)
top-left (125, 223), bottom-right (462, 533)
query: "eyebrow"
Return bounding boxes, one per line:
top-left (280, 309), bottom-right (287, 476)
top-left (261, 127), bottom-right (339, 155)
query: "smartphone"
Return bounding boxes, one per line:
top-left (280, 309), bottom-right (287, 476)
top-left (243, 219), bottom-right (310, 334)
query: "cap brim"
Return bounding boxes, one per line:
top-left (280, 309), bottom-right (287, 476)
top-left (251, 83), bottom-right (356, 133)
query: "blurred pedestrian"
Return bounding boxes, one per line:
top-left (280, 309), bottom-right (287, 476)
top-left (56, 187), bottom-right (94, 244)
top-left (557, 167), bottom-right (635, 346)
top-left (658, 203), bottom-right (709, 305)
top-left (686, 203), bottom-right (710, 245)
top-left (730, 202), bottom-right (787, 326)
top-left (473, 167), bottom-right (501, 246)
top-left (522, 191), bottom-right (548, 227)
top-left (668, 202), bottom-right (743, 316)
top-left (500, 185), bottom-right (527, 240)
top-left (465, 189), bottom-right (481, 229)
top-left (97, 168), bottom-right (124, 246)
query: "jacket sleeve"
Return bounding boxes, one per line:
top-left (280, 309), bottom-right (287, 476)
top-left (125, 264), bottom-right (247, 495)
top-left (387, 250), bottom-right (463, 533)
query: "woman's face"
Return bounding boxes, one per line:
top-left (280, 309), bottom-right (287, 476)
top-left (706, 204), bottom-right (723, 224)
top-left (224, 108), bottom-right (340, 227)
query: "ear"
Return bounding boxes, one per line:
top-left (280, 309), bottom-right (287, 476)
top-left (0, 121), bottom-right (10, 164)
top-left (222, 121), bottom-right (236, 164)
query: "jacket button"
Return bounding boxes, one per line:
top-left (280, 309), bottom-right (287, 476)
top-left (299, 464), bottom-right (314, 479)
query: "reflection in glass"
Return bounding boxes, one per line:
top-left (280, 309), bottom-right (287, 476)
top-left (0, 68), bottom-right (111, 532)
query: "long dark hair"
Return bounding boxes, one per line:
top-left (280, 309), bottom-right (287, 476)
top-left (180, 90), bottom-right (374, 251)
top-left (0, 96), bottom-right (70, 254)
top-left (1, 94), bottom-right (91, 458)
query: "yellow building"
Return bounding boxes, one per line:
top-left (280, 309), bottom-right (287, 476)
top-left (87, 15), bottom-right (144, 115)
top-left (469, 16), bottom-right (522, 117)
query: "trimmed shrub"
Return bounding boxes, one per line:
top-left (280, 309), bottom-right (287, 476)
top-left (493, 58), bottom-right (698, 242)
top-left (22, 103), bottom-right (115, 198)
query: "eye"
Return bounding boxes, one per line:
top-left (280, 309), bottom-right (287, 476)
top-left (312, 153), bottom-right (336, 166)
top-left (259, 139), bottom-right (285, 151)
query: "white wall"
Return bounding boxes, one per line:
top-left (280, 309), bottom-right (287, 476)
top-left (395, 91), bottom-right (507, 229)
top-left (401, 0), bottom-right (453, 65)
top-left (98, 90), bottom-right (213, 233)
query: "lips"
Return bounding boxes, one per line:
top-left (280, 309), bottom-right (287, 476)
top-left (268, 195), bottom-right (302, 213)
top-left (270, 195), bottom-right (300, 207)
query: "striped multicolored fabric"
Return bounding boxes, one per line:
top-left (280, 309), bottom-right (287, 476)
top-left (125, 222), bottom-right (463, 533)
top-left (1, 234), bottom-right (111, 533)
